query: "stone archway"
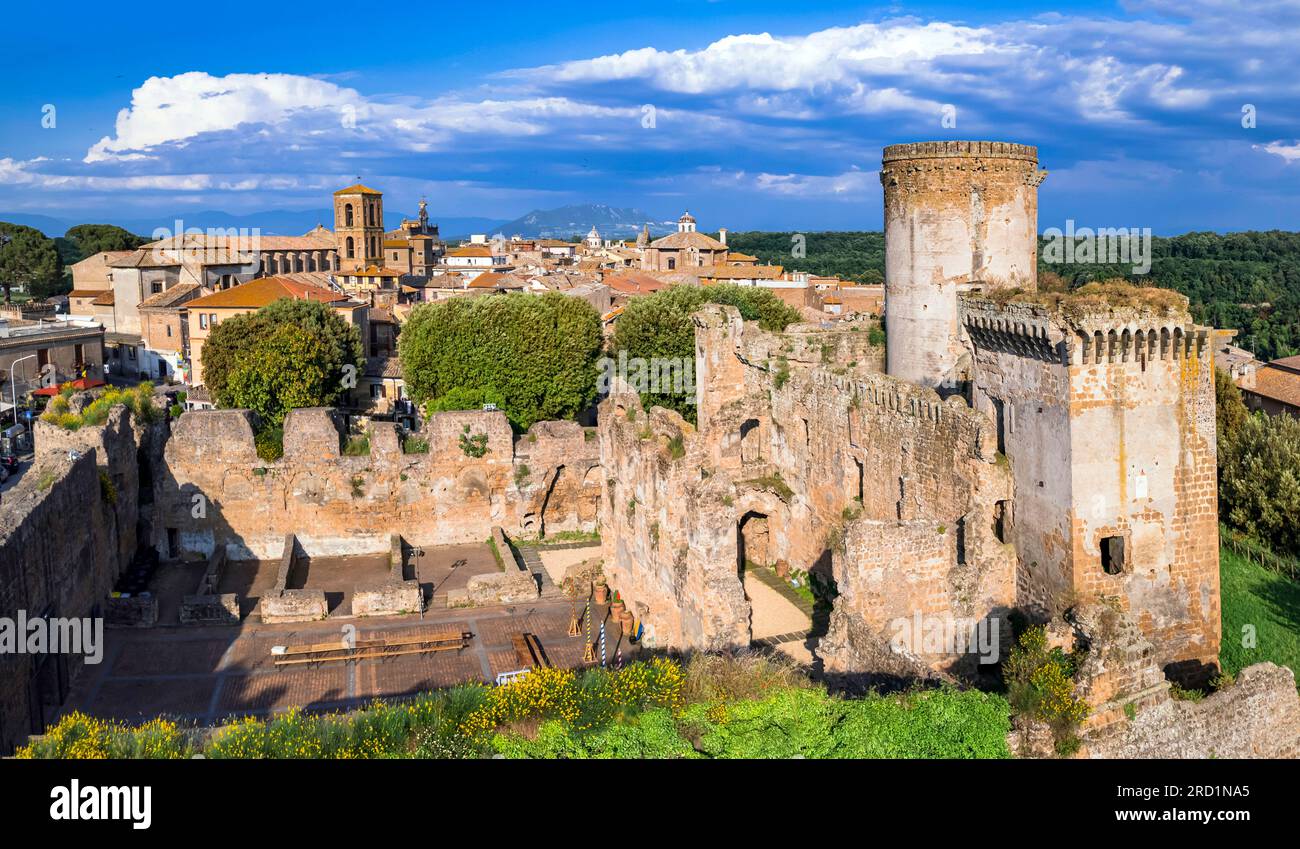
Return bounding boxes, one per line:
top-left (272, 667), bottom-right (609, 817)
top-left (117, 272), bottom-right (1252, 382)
top-left (737, 510), bottom-right (770, 576)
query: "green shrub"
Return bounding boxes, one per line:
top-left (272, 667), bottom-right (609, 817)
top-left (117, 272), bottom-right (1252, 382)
top-left (343, 434), bottom-right (370, 456)
top-left (1003, 626), bottom-right (1089, 754)
top-left (1219, 410), bottom-right (1300, 558)
top-left (22, 657), bottom-right (1011, 760)
top-left (459, 425), bottom-right (489, 458)
top-left (40, 382), bottom-right (158, 430)
top-left (255, 426), bottom-right (284, 461)
top-left (99, 470), bottom-right (116, 505)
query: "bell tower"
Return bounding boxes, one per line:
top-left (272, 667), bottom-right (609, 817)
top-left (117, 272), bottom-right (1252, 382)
top-left (333, 184), bottom-right (384, 271)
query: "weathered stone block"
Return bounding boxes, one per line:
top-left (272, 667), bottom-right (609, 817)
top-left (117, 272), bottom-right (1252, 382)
top-left (180, 594), bottom-right (241, 626)
top-left (463, 571), bottom-right (539, 606)
top-left (261, 589), bottom-right (329, 623)
top-left (352, 580), bottom-right (422, 617)
top-left (105, 595), bottom-right (158, 628)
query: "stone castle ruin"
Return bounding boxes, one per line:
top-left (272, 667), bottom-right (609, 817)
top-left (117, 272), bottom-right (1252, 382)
top-left (158, 407), bottom-right (601, 560)
top-left (599, 140), bottom-right (1293, 755)
top-left (1, 139), bottom-right (1296, 757)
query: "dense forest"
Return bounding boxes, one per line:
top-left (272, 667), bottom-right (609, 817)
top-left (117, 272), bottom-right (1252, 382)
top-left (722, 229), bottom-right (1300, 361)
top-left (722, 231), bottom-right (886, 286)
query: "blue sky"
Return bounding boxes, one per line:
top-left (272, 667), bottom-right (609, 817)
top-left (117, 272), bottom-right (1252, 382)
top-left (2, 0), bottom-right (1299, 234)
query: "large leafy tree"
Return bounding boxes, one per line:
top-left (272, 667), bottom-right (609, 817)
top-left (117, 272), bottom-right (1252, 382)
top-left (60, 224), bottom-right (146, 264)
top-left (203, 298), bottom-right (364, 427)
top-left (1219, 411), bottom-right (1300, 558)
top-left (0, 223), bottom-right (62, 303)
top-left (399, 292), bottom-right (602, 431)
top-left (611, 283), bottom-right (803, 421)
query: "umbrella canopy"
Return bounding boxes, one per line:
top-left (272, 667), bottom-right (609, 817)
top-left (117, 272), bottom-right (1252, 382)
top-left (31, 378), bottom-right (106, 397)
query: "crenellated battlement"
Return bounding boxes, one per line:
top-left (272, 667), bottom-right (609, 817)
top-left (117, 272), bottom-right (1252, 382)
top-left (881, 140), bottom-right (1039, 163)
top-left (159, 407), bottom-right (600, 558)
top-left (960, 286), bottom-right (1210, 367)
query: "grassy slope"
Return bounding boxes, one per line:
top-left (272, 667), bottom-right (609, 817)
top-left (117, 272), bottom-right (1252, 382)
top-left (1219, 546), bottom-right (1300, 678)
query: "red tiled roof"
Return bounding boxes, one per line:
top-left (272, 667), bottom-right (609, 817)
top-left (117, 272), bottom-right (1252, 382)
top-left (184, 276), bottom-right (349, 309)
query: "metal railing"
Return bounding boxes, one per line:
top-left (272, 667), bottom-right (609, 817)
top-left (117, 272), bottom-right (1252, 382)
top-left (1220, 523), bottom-right (1299, 580)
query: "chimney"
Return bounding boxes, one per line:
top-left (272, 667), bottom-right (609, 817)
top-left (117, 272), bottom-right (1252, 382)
top-left (718, 228), bottom-right (728, 246)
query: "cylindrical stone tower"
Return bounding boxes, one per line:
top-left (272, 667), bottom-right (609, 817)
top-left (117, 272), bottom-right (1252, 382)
top-left (880, 141), bottom-right (1046, 389)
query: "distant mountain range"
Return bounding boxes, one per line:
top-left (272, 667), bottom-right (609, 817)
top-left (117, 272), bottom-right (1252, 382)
top-left (479, 204), bottom-right (675, 241)
top-left (0, 203), bottom-right (675, 242)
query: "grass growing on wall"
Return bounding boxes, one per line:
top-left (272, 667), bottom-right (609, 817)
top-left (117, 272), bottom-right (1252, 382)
top-left (1220, 546), bottom-right (1300, 679)
top-left (18, 654), bottom-right (1012, 760)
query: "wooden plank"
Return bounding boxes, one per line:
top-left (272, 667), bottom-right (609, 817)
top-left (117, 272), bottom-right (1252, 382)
top-left (276, 631), bottom-right (470, 656)
top-left (524, 633), bottom-right (552, 668)
top-left (273, 642), bottom-right (466, 666)
top-left (272, 631), bottom-right (472, 665)
top-left (511, 634), bottom-right (535, 668)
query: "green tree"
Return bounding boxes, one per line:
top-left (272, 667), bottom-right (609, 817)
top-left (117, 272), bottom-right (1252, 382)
top-left (0, 223), bottom-right (62, 303)
top-left (203, 298), bottom-right (363, 427)
top-left (1215, 367), bottom-right (1248, 453)
top-left (611, 283), bottom-right (803, 421)
top-left (59, 224), bottom-right (146, 267)
top-left (398, 292), bottom-right (602, 431)
top-left (1219, 412), bottom-right (1300, 557)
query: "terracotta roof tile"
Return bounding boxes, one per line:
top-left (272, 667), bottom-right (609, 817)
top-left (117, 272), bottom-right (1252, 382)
top-left (138, 282), bottom-right (202, 309)
top-left (1247, 364), bottom-right (1300, 409)
top-left (648, 231), bottom-right (727, 251)
top-left (183, 276), bottom-right (348, 310)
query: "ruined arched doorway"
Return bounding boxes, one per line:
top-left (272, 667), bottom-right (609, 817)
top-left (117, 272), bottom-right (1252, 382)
top-left (737, 510), bottom-right (770, 576)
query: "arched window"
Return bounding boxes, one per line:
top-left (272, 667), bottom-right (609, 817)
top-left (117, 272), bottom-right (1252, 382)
top-left (346, 237), bottom-right (355, 259)
top-left (344, 203), bottom-right (354, 227)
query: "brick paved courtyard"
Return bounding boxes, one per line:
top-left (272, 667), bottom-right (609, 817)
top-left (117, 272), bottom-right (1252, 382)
top-left (63, 593), bottom-right (635, 727)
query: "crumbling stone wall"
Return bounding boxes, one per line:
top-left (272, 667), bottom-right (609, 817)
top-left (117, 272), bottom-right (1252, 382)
top-left (0, 401), bottom-right (158, 752)
top-left (964, 294), bottom-right (1220, 679)
top-left (599, 395), bottom-right (750, 650)
top-left (33, 405), bottom-right (156, 568)
top-left (0, 451), bottom-right (120, 753)
top-left (602, 305), bottom-right (1017, 666)
top-left (512, 420), bottom-right (602, 539)
top-left (1015, 604), bottom-right (1300, 759)
top-left (157, 407), bottom-right (600, 559)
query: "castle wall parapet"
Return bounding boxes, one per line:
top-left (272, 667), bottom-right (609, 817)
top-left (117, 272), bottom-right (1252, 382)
top-left (158, 406), bottom-right (600, 559)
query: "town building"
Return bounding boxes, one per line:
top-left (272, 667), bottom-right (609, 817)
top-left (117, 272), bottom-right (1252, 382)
top-left (1240, 355), bottom-right (1300, 417)
top-left (0, 317), bottom-right (105, 414)
top-left (181, 276), bottom-right (368, 387)
top-left (640, 212), bottom-right (729, 271)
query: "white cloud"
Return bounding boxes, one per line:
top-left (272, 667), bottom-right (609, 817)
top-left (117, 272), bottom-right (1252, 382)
top-left (1259, 140), bottom-right (1300, 162)
top-left (0, 157), bottom-right (322, 192)
top-left (84, 72), bottom-right (640, 164)
top-left (86, 72), bottom-right (365, 163)
top-left (531, 22), bottom-right (1006, 93)
top-left (753, 168), bottom-right (879, 198)
top-left (7, 1), bottom-right (1299, 219)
